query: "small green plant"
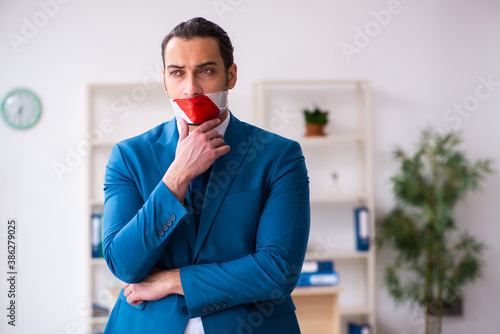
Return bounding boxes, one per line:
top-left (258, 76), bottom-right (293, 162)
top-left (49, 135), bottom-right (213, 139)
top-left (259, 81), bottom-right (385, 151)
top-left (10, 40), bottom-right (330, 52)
top-left (303, 106), bottom-right (328, 124)
top-left (376, 128), bottom-right (494, 334)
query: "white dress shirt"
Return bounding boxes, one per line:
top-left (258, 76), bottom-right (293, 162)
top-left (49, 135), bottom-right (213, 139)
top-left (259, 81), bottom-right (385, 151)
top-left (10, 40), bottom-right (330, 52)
top-left (179, 111), bottom-right (230, 334)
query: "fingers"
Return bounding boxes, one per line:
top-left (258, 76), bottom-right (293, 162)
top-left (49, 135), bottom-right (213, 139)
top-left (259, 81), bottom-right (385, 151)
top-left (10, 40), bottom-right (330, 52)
top-left (122, 283), bottom-right (144, 306)
top-left (179, 118), bottom-right (221, 142)
top-left (128, 296), bottom-right (144, 306)
top-left (178, 119), bottom-right (189, 141)
top-left (214, 143), bottom-right (231, 157)
top-left (170, 117), bottom-right (229, 186)
top-left (122, 283), bottom-right (132, 297)
top-left (204, 129), bottom-right (224, 141)
top-left (209, 137), bottom-right (226, 148)
top-left (195, 118), bottom-right (221, 134)
top-left (184, 118), bottom-right (228, 152)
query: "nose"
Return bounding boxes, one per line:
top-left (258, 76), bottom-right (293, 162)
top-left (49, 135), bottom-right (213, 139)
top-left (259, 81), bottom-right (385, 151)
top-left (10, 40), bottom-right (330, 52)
top-left (183, 75), bottom-right (202, 98)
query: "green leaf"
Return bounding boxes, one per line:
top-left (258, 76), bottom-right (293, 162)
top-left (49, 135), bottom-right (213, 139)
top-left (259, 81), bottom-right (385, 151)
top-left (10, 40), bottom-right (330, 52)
top-left (303, 107), bottom-right (328, 124)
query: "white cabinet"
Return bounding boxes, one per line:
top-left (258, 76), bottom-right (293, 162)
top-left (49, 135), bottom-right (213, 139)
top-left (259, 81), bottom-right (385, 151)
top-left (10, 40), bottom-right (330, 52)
top-left (254, 80), bottom-right (375, 334)
top-left (86, 79), bottom-right (376, 333)
top-left (86, 82), bottom-right (173, 334)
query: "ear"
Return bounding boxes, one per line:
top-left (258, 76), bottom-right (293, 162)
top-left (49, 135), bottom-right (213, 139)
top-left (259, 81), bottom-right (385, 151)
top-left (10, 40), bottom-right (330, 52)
top-left (227, 63), bottom-right (237, 90)
top-left (162, 69), bottom-right (169, 96)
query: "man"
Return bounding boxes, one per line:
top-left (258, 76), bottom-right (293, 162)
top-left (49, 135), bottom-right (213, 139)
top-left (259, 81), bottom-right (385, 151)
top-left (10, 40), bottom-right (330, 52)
top-left (102, 17), bottom-right (310, 334)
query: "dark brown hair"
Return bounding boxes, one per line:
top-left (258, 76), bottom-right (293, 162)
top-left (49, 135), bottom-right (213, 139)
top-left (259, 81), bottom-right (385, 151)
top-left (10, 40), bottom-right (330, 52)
top-left (161, 17), bottom-right (234, 72)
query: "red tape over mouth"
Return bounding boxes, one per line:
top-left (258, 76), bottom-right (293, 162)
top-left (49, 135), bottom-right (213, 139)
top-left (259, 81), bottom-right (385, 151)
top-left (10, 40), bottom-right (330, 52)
top-left (173, 95), bottom-right (220, 125)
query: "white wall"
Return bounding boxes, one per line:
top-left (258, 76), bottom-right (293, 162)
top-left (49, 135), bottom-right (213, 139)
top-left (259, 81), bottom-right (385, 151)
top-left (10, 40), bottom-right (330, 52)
top-left (0, 0), bottom-right (499, 333)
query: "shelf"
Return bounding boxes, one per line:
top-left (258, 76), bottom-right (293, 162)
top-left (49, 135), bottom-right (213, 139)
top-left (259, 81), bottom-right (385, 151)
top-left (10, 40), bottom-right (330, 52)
top-left (292, 285), bottom-right (342, 296)
top-left (256, 79), bottom-right (368, 87)
top-left (254, 79), bottom-right (375, 334)
top-left (305, 249), bottom-right (370, 261)
top-left (90, 198), bottom-right (104, 206)
top-left (88, 82), bottom-right (163, 89)
top-left (90, 200), bottom-right (104, 207)
top-left (86, 80), bottom-right (374, 334)
top-left (90, 258), bottom-right (107, 266)
top-left (310, 193), bottom-right (366, 203)
top-left (86, 82), bottom-right (173, 334)
top-left (339, 306), bottom-right (373, 316)
top-left (297, 135), bottom-right (366, 145)
top-left (92, 142), bottom-right (116, 148)
top-left (90, 316), bottom-right (109, 324)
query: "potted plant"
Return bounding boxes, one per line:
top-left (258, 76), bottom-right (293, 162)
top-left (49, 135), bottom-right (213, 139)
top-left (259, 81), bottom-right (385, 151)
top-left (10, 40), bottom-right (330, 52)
top-left (303, 106), bottom-right (328, 136)
top-left (375, 128), bottom-right (494, 334)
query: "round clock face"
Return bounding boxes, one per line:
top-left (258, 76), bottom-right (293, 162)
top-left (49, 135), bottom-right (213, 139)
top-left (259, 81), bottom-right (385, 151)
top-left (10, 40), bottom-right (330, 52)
top-left (1, 89), bottom-right (42, 129)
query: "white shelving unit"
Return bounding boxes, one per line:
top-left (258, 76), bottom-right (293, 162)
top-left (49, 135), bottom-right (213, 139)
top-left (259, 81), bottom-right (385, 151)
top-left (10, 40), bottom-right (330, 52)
top-left (254, 80), bottom-right (375, 334)
top-left (85, 82), bottom-right (173, 334)
top-left (86, 79), bottom-right (375, 333)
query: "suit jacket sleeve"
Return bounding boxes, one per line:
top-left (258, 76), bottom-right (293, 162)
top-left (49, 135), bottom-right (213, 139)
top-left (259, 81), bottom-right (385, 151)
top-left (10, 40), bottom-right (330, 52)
top-left (102, 143), bottom-right (189, 283)
top-left (180, 140), bottom-right (310, 318)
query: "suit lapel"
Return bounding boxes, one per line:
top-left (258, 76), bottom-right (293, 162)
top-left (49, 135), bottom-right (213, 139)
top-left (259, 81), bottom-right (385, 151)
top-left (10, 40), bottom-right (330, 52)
top-left (193, 114), bottom-right (253, 260)
top-left (148, 120), bottom-right (178, 177)
top-left (148, 119), bottom-right (197, 250)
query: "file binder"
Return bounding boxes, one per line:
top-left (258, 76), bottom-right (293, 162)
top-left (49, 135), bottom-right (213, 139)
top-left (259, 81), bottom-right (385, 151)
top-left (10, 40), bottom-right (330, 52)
top-left (297, 271), bottom-right (339, 286)
top-left (354, 207), bottom-right (370, 251)
top-left (301, 260), bottom-right (334, 273)
top-left (348, 322), bottom-right (371, 334)
top-left (91, 213), bottom-right (103, 258)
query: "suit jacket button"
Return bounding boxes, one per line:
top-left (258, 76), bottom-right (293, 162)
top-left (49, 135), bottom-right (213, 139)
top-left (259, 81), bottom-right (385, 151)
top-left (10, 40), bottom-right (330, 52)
top-left (200, 306), bottom-right (208, 313)
top-left (158, 230), bottom-right (165, 237)
top-left (170, 214), bottom-right (176, 221)
top-left (166, 219), bottom-right (173, 227)
top-left (207, 305), bottom-right (214, 311)
top-left (182, 306), bottom-right (189, 315)
top-left (213, 303), bottom-right (220, 309)
top-left (220, 302), bottom-right (227, 308)
top-left (162, 224), bottom-right (169, 231)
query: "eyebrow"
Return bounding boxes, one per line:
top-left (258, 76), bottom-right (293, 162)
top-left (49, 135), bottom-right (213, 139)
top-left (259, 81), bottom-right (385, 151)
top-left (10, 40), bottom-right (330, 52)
top-left (166, 61), bottom-right (218, 69)
top-left (196, 61), bottom-right (217, 68)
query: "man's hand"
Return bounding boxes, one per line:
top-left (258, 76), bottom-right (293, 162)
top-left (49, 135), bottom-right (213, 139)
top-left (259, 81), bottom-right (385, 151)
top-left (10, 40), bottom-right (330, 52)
top-left (162, 118), bottom-right (230, 203)
top-left (122, 268), bottom-right (183, 306)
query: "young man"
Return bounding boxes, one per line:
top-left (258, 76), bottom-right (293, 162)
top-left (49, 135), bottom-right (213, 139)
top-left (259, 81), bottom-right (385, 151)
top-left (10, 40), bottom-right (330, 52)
top-left (102, 17), bottom-right (310, 334)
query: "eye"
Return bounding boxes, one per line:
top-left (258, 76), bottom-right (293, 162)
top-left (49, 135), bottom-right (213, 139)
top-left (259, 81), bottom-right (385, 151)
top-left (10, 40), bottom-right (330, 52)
top-left (170, 70), bottom-right (183, 77)
top-left (200, 68), bottom-right (214, 74)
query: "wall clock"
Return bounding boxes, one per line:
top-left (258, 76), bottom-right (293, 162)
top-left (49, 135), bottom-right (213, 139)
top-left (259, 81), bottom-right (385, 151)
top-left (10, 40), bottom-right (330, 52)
top-left (1, 88), bottom-right (42, 129)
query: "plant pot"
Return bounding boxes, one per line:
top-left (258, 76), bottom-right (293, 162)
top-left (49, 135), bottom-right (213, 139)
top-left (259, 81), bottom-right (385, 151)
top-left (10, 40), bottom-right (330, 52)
top-left (305, 124), bottom-right (326, 137)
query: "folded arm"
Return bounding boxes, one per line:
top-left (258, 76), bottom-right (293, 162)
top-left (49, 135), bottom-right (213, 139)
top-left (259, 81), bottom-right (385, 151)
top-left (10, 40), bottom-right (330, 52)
top-left (102, 144), bottom-right (190, 283)
top-left (122, 140), bottom-right (310, 316)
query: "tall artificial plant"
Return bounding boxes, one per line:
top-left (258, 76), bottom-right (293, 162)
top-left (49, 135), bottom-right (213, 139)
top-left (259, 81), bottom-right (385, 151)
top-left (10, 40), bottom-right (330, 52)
top-left (376, 128), bottom-right (493, 334)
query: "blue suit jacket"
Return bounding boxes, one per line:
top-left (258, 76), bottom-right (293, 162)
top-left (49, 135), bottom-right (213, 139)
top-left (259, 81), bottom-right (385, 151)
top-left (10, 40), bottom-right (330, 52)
top-left (102, 113), bottom-right (310, 334)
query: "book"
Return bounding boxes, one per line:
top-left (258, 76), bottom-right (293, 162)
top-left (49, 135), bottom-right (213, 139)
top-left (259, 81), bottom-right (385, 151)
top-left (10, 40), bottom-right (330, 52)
top-left (301, 260), bottom-right (334, 273)
top-left (348, 322), bottom-right (371, 334)
top-left (354, 207), bottom-right (370, 251)
top-left (91, 213), bottom-right (104, 258)
top-left (297, 271), bottom-right (339, 287)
